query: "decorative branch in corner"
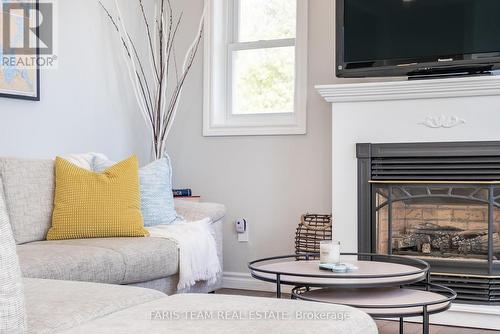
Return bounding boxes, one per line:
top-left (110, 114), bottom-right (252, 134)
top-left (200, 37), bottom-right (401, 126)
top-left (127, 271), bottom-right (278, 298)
top-left (418, 115), bottom-right (466, 129)
top-left (99, 0), bottom-right (205, 160)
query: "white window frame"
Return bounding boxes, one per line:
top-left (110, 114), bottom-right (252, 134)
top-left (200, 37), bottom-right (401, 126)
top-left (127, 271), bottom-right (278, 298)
top-left (203, 0), bottom-right (308, 136)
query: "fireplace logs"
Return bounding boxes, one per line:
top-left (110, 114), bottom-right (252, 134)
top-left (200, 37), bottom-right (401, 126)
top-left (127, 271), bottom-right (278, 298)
top-left (392, 222), bottom-right (500, 258)
top-left (457, 233), bottom-right (500, 255)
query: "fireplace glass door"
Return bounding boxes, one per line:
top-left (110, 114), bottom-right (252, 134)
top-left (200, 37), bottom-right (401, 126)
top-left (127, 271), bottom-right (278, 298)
top-left (374, 185), bottom-right (500, 264)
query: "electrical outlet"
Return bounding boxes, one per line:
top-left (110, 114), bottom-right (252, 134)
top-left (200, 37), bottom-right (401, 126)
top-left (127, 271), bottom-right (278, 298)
top-left (235, 218), bottom-right (249, 242)
top-left (238, 230), bottom-right (249, 242)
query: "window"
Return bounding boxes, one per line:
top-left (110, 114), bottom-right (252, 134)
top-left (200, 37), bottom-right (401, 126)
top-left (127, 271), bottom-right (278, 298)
top-left (203, 0), bottom-right (308, 136)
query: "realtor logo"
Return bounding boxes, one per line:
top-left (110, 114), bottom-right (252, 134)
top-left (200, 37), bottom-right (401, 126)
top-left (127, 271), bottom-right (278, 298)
top-left (2, 1), bottom-right (53, 55)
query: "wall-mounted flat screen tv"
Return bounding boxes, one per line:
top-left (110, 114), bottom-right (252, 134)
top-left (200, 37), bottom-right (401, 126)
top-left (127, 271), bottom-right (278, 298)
top-left (336, 0), bottom-right (500, 78)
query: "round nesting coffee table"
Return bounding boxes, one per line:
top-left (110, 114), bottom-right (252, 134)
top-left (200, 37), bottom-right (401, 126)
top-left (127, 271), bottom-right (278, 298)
top-left (249, 253), bottom-right (456, 334)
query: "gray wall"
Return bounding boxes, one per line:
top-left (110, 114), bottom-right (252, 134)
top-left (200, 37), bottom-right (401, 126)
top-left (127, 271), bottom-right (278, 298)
top-left (0, 0), bottom-right (150, 163)
top-left (168, 0), bottom-right (335, 274)
top-left (0, 0), bottom-right (336, 276)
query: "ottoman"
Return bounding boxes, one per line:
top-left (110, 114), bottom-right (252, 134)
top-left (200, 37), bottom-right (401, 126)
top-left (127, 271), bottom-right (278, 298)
top-left (23, 278), bottom-right (377, 334)
top-left (62, 293), bottom-right (377, 334)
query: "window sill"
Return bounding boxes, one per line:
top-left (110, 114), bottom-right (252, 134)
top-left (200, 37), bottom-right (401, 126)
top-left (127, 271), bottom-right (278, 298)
top-left (203, 109), bottom-right (307, 136)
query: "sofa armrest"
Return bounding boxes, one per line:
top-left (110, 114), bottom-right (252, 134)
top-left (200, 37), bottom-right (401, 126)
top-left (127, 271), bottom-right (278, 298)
top-left (174, 199), bottom-right (226, 223)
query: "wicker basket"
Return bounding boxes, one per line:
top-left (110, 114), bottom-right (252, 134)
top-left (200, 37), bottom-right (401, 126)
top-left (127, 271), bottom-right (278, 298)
top-left (295, 214), bottom-right (332, 260)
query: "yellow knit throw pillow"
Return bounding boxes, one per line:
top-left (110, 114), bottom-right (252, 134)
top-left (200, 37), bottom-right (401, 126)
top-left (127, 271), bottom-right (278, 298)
top-left (47, 156), bottom-right (149, 240)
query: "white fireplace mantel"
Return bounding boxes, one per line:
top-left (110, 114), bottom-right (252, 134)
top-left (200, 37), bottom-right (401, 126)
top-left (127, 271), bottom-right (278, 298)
top-left (317, 75), bottom-right (500, 103)
top-left (317, 75), bottom-right (500, 330)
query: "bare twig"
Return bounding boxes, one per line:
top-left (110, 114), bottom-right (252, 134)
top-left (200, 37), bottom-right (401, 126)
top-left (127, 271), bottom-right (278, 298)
top-left (139, 0), bottom-right (160, 82)
top-left (165, 12), bottom-right (182, 83)
top-left (173, 46), bottom-right (179, 83)
top-left (160, 23), bottom-right (203, 150)
top-left (98, 1), bottom-right (130, 58)
top-left (155, 0), bottom-right (166, 153)
top-left (101, 0), bottom-right (155, 144)
top-left (164, 0), bottom-right (173, 75)
top-left (126, 31), bottom-right (155, 125)
top-left (100, 0), bottom-right (205, 160)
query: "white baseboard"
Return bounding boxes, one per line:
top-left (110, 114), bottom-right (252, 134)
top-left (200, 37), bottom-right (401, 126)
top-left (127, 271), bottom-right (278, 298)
top-left (425, 303), bottom-right (500, 330)
top-left (222, 271), bottom-right (292, 293)
top-left (222, 271), bottom-right (500, 330)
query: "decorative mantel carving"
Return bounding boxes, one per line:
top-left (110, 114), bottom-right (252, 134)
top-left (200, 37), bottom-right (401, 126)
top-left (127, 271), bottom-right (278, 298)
top-left (419, 115), bottom-right (466, 129)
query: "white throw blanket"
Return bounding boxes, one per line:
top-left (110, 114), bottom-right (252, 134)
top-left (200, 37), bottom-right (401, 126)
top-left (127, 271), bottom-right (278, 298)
top-left (146, 218), bottom-right (221, 292)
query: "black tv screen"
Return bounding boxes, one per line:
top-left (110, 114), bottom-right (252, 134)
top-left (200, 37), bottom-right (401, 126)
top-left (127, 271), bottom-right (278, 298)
top-left (337, 0), bottom-right (500, 78)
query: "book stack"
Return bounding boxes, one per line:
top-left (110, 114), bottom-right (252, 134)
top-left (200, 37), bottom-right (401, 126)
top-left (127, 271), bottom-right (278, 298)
top-left (172, 189), bottom-right (200, 202)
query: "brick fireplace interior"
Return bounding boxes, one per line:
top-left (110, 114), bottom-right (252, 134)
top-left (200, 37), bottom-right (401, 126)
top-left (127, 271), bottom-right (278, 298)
top-left (375, 186), bottom-right (500, 262)
top-left (357, 142), bottom-right (500, 305)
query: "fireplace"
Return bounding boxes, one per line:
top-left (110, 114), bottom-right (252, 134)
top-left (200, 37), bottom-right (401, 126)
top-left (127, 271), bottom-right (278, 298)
top-left (357, 141), bottom-right (500, 304)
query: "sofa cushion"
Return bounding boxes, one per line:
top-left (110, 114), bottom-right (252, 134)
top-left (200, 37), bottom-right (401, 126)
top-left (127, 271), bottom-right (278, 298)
top-left (47, 156), bottom-right (149, 240)
top-left (0, 158), bottom-right (55, 244)
top-left (94, 156), bottom-right (179, 227)
top-left (17, 237), bottom-right (179, 284)
top-left (23, 278), bottom-right (165, 334)
top-left (0, 177), bottom-right (27, 334)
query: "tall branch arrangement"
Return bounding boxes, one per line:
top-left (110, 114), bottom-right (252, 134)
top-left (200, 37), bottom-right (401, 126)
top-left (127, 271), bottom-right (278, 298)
top-left (99, 0), bottom-right (204, 160)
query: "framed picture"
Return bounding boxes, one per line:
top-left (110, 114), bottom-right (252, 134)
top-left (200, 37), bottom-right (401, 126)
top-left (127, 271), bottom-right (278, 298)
top-left (0, 0), bottom-right (40, 101)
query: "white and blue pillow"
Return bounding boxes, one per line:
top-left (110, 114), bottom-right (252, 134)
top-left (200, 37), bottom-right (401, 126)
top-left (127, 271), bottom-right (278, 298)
top-left (94, 156), bottom-right (178, 227)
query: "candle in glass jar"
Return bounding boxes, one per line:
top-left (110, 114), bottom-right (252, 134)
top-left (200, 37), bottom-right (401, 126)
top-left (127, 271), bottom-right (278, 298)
top-left (320, 240), bottom-right (341, 264)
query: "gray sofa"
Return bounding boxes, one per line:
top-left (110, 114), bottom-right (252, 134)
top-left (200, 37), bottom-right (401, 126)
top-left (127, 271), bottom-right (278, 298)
top-left (0, 157), bottom-right (378, 334)
top-left (0, 157), bottom-right (225, 294)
